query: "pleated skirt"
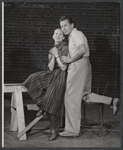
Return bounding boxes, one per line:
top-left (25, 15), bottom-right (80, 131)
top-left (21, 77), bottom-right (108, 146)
top-left (23, 68), bottom-right (67, 117)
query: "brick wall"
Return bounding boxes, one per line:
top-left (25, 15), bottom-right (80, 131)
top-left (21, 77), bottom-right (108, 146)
top-left (4, 2), bottom-right (120, 97)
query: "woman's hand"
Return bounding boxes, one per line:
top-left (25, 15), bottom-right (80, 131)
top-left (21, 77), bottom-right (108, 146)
top-left (51, 47), bottom-right (59, 58)
top-left (48, 54), bottom-right (52, 61)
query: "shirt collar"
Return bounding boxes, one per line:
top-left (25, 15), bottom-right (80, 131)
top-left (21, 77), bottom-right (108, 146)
top-left (69, 28), bottom-right (77, 36)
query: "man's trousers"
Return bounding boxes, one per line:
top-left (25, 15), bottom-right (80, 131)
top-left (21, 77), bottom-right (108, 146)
top-left (64, 57), bottom-right (92, 133)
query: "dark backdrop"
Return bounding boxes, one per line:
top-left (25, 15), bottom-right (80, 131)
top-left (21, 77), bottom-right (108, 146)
top-left (4, 2), bottom-right (120, 97)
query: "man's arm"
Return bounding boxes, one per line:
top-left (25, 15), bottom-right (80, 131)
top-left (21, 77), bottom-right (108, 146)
top-left (61, 44), bottom-right (87, 64)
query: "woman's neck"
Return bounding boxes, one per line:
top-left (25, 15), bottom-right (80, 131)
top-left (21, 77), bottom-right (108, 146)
top-left (55, 41), bottom-right (62, 45)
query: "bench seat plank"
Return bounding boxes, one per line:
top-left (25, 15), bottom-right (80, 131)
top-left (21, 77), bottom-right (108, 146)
top-left (4, 84), bottom-right (27, 93)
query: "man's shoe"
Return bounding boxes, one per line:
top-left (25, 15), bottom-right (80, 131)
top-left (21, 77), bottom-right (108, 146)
top-left (59, 131), bottom-right (79, 137)
top-left (112, 98), bottom-right (120, 116)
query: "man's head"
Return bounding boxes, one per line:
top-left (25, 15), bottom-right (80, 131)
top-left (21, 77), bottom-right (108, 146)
top-left (59, 16), bottom-right (74, 35)
top-left (52, 28), bottom-right (65, 43)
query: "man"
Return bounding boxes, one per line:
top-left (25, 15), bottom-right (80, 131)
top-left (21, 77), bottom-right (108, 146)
top-left (57, 16), bottom-right (120, 137)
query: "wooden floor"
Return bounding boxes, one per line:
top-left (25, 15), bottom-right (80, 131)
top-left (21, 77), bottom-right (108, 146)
top-left (3, 94), bottom-right (121, 148)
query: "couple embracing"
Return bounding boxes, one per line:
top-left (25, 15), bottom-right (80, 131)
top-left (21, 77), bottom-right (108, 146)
top-left (23, 16), bottom-right (120, 141)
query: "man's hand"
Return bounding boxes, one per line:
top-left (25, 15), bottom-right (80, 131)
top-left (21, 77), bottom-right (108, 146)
top-left (61, 54), bottom-right (71, 64)
top-left (51, 47), bottom-right (59, 58)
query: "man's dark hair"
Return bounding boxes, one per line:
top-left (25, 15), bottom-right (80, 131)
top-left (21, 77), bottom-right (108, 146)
top-left (59, 16), bottom-right (73, 24)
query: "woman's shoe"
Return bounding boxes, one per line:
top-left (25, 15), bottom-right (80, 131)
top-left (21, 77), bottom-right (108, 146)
top-left (48, 129), bottom-right (58, 141)
top-left (36, 109), bottom-right (44, 117)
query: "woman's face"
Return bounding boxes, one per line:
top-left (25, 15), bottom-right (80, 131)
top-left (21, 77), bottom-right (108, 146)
top-left (53, 29), bottom-right (65, 42)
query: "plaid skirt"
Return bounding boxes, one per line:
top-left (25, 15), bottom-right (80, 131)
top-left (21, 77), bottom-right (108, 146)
top-left (23, 68), bottom-right (67, 117)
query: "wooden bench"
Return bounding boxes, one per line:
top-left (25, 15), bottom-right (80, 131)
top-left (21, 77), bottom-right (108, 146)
top-left (4, 83), bottom-right (46, 140)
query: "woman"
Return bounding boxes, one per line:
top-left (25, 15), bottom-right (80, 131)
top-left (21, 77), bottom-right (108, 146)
top-left (23, 29), bottom-right (68, 141)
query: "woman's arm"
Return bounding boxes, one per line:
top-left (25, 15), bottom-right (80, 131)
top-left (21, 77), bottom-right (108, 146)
top-left (48, 53), bottom-right (55, 71)
top-left (56, 56), bottom-right (67, 71)
top-left (51, 47), bottom-right (67, 71)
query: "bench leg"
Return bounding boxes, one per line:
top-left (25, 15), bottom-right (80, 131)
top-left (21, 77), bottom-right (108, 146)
top-left (15, 86), bottom-right (26, 140)
top-left (10, 93), bottom-right (17, 131)
top-left (18, 113), bottom-right (46, 139)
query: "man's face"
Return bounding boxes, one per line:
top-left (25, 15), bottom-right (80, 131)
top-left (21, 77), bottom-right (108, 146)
top-left (60, 19), bottom-right (73, 35)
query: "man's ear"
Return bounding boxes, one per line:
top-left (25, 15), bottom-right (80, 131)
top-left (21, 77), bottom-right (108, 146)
top-left (71, 23), bottom-right (74, 29)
